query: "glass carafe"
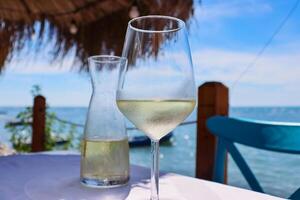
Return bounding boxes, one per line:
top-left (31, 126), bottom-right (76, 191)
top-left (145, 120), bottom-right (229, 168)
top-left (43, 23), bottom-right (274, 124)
top-left (80, 55), bottom-right (129, 188)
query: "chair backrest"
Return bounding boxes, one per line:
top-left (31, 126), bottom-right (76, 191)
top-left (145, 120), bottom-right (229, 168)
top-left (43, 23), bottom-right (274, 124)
top-left (206, 116), bottom-right (300, 198)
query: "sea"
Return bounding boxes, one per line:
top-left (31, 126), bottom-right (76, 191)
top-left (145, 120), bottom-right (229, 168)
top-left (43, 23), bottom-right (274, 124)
top-left (0, 106), bottom-right (300, 198)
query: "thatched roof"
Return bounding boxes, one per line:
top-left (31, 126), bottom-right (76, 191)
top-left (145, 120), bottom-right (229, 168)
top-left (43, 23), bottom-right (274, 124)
top-left (0, 0), bottom-right (194, 72)
top-left (0, 0), bottom-right (130, 24)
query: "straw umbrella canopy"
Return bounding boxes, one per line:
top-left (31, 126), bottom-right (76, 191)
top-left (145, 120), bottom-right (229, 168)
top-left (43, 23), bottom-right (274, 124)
top-left (0, 0), bottom-right (194, 72)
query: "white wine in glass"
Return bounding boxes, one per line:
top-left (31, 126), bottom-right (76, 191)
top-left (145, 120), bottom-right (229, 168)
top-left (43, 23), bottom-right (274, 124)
top-left (117, 100), bottom-right (195, 141)
top-left (117, 15), bottom-right (196, 200)
top-left (80, 138), bottom-right (129, 186)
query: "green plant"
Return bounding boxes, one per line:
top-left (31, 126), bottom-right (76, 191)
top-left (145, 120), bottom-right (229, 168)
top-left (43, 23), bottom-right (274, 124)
top-left (5, 85), bottom-right (78, 152)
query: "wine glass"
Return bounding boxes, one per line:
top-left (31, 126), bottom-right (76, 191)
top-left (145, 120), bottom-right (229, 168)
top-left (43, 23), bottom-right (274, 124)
top-left (117, 15), bottom-right (196, 200)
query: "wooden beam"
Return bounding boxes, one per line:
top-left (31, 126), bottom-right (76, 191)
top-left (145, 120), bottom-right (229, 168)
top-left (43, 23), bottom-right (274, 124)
top-left (31, 95), bottom-right (46, 152)
top-left (196, 82), bottom-right (229, 183)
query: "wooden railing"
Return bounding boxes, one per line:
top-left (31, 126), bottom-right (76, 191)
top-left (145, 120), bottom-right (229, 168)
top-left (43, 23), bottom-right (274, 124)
top-left (196, 81), bottom-right (229, 183)
top-left (31, 95), bottom-right (46, 152)
top-left (28, 82), bottom-right (229, 182)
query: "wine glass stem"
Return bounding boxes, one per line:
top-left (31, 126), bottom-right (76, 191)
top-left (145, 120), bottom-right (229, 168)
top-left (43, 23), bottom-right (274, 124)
top-left (151, 140), bottom-right (159, 200)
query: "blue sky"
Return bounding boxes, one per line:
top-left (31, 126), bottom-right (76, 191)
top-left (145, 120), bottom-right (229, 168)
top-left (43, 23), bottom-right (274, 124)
top-left (0, 0), bottom-right (300, 106)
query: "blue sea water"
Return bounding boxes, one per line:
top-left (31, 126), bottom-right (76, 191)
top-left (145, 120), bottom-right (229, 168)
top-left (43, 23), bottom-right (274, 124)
top-left (0, 106), bottom-right (300, 198)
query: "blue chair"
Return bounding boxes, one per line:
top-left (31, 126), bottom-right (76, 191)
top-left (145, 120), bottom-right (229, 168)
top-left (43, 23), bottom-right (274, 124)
top-left (206, 116), bottom-right (300, 199)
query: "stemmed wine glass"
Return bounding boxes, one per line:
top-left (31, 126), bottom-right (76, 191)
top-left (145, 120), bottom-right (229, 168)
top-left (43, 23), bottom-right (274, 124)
top-left (117, 15), bottom-right (196, 200)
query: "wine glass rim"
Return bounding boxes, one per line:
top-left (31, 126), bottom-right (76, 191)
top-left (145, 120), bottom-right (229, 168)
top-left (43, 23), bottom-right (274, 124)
top-left (88, 55), bottom-right (127, 64)
top-left (128, 15), bottom-right (185, 33)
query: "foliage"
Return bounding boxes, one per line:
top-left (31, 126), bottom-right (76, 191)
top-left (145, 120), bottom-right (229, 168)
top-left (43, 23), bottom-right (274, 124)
top-left (5, 85), bottom-right (78, 152)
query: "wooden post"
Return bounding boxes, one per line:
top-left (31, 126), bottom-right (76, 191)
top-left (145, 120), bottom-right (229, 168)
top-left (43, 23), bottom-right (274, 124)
top-left (31, 95), bottom-right (46, 152)
top-left (196, 82), bottom-right (229, 183)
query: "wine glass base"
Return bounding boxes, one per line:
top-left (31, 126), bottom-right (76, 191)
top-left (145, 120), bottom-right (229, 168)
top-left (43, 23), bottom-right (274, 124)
top-left (80, 177), bottom-right (129, 188)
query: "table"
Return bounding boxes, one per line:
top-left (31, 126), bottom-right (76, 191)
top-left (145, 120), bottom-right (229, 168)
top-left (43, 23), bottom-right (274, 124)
top-left (0, 152), bottom-right (282, 200)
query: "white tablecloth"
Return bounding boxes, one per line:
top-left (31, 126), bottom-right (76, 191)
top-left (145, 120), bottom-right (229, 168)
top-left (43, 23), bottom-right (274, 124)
top-left (0, 153), bottom-right (282, 200)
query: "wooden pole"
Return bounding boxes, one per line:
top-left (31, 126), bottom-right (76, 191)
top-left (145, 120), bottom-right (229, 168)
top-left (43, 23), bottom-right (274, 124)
top-left (196, 82), bottom-right (229, 183)
top-left (31, 95), bottom-right (46, 152)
